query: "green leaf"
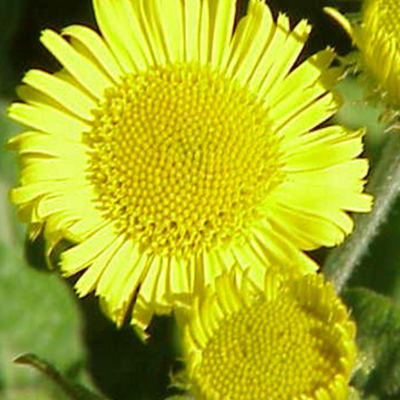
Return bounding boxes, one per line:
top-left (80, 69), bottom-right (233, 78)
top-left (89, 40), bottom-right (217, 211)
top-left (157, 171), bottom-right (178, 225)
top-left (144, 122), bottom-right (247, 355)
top-left (14, 354), bottom-right (108, 400)
top-left (343, 288), bottom-right (400, 398)
top-left (0, 240), bottom-right (87, 399)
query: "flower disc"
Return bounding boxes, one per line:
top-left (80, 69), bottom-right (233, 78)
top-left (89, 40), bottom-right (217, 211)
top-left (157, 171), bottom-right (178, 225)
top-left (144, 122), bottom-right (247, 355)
top-left (184, 271), bottom-right (356, 400)
top-left (87, 63), bottom-right (282, 259)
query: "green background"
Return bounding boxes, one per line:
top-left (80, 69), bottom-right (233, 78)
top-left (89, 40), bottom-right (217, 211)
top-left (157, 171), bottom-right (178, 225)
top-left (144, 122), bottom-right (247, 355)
top-left (1, 1), bottom-right (400, 399)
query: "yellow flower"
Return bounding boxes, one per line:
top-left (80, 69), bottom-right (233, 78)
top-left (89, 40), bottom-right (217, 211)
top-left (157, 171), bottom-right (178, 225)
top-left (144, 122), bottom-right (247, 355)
top-left (8, 0), bottom-right (371, 335)
top-left (183, 269), bottom-right (356, 400)
top-left (326, 0), bottom-right (400, 108)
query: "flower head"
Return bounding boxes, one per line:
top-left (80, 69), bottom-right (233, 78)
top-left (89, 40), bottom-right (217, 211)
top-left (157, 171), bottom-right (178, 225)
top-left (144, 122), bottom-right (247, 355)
top-left (9, 0), bottom-right (371, 336)
top-left (326, 0), bottom-right (400, 108)
top-left (183, 269), bottom-right (356, 400)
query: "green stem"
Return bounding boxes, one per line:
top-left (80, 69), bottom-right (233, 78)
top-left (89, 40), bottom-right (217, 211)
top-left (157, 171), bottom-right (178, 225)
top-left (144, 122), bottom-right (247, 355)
top-left (14, 353), bottom-right (108, 400)
top-left (324, 132), bottom-right (400, 292)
